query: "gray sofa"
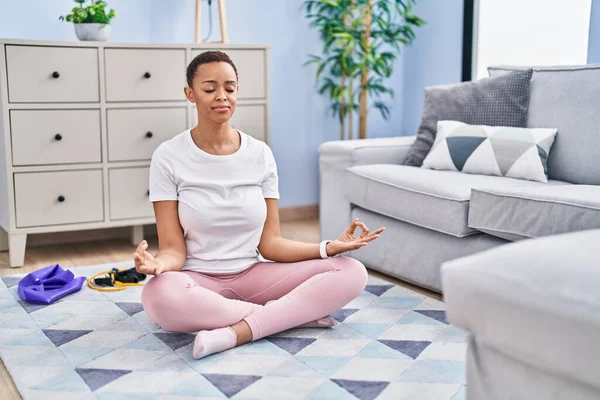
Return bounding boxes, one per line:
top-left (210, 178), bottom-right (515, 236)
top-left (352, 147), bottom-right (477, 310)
top-left (318, 64), bottom-right (600, 293)
top-left (319, 64), bottom-right (600, 399)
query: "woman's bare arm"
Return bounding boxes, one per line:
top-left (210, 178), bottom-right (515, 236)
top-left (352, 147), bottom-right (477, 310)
top-left (152, 201), bottom-right (187, 271)
top-left (134, 201), bottom-right (186, 275)
top-left (257, 199), bottom-right (385, 263)
top-left (257, 199), bottom-right (322, 262)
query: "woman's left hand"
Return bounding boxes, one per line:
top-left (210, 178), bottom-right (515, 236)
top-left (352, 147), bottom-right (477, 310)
top-left (325, 218), bottom-right (386, 257)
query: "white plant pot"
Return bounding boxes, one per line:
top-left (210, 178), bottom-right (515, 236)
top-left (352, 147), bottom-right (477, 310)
top-left (74, 23), bottom-right (111, 41)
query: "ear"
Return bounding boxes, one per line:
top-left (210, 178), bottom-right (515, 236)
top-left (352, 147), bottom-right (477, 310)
top-left (184, 87), bottom-right (195, 103)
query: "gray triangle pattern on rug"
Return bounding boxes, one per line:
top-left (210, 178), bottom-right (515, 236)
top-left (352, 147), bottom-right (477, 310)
top-left (266, 337), bottom-right (316, 355)
top-left (379, 340), bottom-right (431, 359)
top-left (154, 332), bottom-right (195, 350)
top-left (331, 379), bottom-right (389, 400)
top-left (331, 308), bottom-right (359, 323)
top-left (489, 137), bottom-right (534, 175)
top-left (115, 302), bottom-right (144, 316)
top-left (415, 310), bottom-right (448, 324)
top-left (2, 276), bottom-right (21, 288)
top-left (202, 373), bottom-right (262, 397)
top-left (446, 137), bottom-right (487, 171)
top-left (43, 329), bottom-right (93, 347)
top-left (75, 367), bottom-right (131, 391)
top-left (18, 299), bottom-right (49, 314)
top-left (364, 285), bottom-right (395, 296)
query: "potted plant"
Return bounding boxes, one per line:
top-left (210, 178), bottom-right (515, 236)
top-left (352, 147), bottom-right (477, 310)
top-left (59, 0), bottom-right (116, 41)
top-left (303, 0), bottom-right (425, 140)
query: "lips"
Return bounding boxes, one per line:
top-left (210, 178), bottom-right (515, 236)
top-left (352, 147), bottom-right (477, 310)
top-left (212, 105), bottom-right (230, 112)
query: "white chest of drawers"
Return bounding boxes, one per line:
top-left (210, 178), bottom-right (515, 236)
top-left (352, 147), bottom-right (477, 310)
top-left (0, 39), bottom-right (270, 267)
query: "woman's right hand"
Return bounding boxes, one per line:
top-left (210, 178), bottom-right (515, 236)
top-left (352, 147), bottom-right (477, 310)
top-left (133, 240), bottom-right (165, 276)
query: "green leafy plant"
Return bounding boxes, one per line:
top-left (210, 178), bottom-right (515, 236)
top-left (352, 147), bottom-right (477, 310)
top-left (59, 0), bottom-right (116, 24)
top-left (303, 0), bottom-right (425, 139)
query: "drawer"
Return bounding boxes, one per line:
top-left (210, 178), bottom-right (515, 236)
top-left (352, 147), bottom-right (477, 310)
top-left (107, 107), bottom-right (187, 161)
top-left (230, 104), bottom-right (267, 142)
top-left (109, 168), bottom-right (153, 220)
top-left (10, 109), bottom-right (101, 166)
top-left (104, 48), bottom-right (186, 102)
top-left (6, 45), bottom-right (99, 103)
top-left (191, 49), bottom-right (266, 99)
top-left (192, 104), bottom-right (266, 142)
top-left (14, 170), bottom-right (104, 228)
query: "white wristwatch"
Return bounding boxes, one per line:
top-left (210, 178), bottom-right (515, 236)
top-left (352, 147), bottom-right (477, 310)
top-left (319, 240), bottom-right (332, 259)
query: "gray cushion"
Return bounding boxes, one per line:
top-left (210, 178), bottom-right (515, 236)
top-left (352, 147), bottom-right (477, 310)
top-left (344, 164), bottom-right (562, 237)
top-left (403, 69), bottom-right (533, 167)
top-left (488, 64), bottom-right (600, 185)
top-left (469, 184), bottom-right (598, 241)
top-left (442, 229), bottom-right (600, 392)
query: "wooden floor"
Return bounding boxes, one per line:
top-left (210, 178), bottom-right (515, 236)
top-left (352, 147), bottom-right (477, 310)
top-left (0, 218), bottom-right (440, 399)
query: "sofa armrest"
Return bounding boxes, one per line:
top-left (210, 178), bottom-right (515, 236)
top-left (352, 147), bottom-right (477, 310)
top-left (318, 136), bottom-right (416, 240)
top-left (319, 136), bottom-right (416, 168)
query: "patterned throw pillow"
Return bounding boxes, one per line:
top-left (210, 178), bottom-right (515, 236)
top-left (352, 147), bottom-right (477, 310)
top-left (402, 69), bottom-right (534, 167)
top-left (421, 121), bottom-right (558, 183)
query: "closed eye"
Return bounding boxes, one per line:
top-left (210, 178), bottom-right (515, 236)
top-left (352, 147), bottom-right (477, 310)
top-left (204, 89), bottom-right (235, 93)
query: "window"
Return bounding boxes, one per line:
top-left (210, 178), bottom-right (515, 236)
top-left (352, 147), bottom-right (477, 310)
top-left (471, 0), bottom-right (592, 79)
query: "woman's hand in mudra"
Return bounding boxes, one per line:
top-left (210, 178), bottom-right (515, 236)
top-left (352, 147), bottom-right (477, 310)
top-left (133, 240), bottom-right (165, 276)
top-left (326, 218), bottom-right (386, 257)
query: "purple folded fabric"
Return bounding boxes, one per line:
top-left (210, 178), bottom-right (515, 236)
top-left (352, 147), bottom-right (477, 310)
top-left (17, 264), bottom-right (86, 304)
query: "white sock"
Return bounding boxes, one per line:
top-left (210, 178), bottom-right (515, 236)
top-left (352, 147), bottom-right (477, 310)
top-left (265, 300), bottom-right (338, 328)
top-left (192, 327), bottom-right (237, 359)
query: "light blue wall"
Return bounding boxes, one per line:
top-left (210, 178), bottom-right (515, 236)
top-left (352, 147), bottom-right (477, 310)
top-left (401, 0), bottom-right (464, 137)
top-left (589, 0), bottom-right (600, 63)
top-left (0, 0), bottom-right (153, 43)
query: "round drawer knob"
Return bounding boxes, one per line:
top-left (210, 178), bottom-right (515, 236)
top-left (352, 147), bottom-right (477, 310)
top-left (54, 133), bottom-right (63, 141)
top-left (57, 195), bottom-right (65, 203)
top-left (52, 71), bottom-right (60, 79)
top-left (145, 131), bottom-right (153, 138)
top-left (143, 72), bottom-right (151, 79)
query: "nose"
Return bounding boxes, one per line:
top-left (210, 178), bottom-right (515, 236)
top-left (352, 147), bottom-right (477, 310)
top-left (215, 87), bottom-right (227, 101)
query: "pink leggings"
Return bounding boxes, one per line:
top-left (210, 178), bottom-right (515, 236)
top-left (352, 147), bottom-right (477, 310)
top-left (141, 256), bottom-right (367, 340)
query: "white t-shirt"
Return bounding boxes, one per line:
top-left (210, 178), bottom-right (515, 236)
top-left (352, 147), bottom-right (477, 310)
top-left (148, 129), bottom-right (279, 274)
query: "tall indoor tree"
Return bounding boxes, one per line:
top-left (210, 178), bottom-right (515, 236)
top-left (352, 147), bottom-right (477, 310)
top-left (303, 0), bottom-right (425, 140)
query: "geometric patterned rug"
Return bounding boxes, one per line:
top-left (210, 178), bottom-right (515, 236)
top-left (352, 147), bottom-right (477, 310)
top-left (0, 261), bottom-right (468, 400)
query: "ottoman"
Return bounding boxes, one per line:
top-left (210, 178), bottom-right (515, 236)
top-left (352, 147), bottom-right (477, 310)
top-left (441, 229), bottom-right (600, 400)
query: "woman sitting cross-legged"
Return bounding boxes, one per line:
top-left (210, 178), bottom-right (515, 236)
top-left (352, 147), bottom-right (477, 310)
top-left (134, 50), bottom-right (385, 360)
